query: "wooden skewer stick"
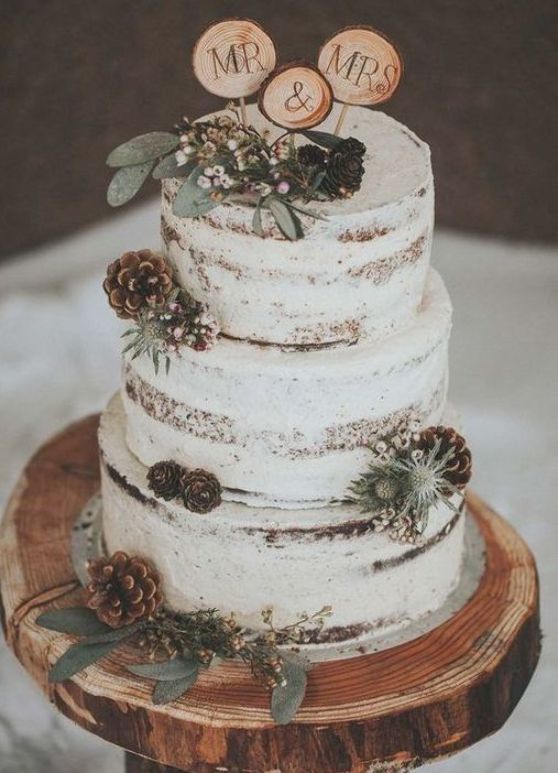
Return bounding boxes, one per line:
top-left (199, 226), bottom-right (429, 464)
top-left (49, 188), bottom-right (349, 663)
top-left (334, 103), bottom-right (349, 136)
top-left (239, 96), bottom-right (248, 126)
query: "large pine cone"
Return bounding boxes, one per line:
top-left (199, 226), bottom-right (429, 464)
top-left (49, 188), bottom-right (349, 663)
top-left (321, 137), bottom-right (366, 199)
top-left (103, 250), bottom-right (174, 319)
top-left (147, 460), bottom-right (184, 501)
top-left (297, 144), bottom-right (327, 168)
top-left (182, 469), bottom-right (222, 513)
top-left (86, 551), bottom-right (164, 628)
top-left (417, 426), bottom-right (472, 488)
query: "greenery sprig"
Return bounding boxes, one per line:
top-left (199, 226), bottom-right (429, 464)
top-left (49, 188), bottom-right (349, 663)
top-left (349, 421), bottom-right (472, 543)
top-left (37, 603), bottom-right (331, 724)
top-left (106, 107), bottom-right (366, 240)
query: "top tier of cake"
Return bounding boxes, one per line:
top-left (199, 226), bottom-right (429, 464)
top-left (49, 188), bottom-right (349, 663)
top-left (161, 105), bottom-right (434, 347)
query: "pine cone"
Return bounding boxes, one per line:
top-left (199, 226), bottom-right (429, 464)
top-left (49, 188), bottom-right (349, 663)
top-left (103, 250), bottom-right (174, 319)
top-left (321, 137), bottom-right (366, 198)
top-left (297, 144), bottom-right (327, 168)
top-left (182, 469), bottom-right (222, 513)
top-left (147, 460), bottom-right (184, 501)
top-left (417, 426), bottom-right (472, 488)
top-left (86, 551), bottom-right (164, 628)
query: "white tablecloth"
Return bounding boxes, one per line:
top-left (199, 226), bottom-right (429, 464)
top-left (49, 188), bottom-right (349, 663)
top-left (1, 202), bottom-right (556, 772)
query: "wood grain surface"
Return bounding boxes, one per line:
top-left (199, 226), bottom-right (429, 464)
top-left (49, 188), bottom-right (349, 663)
top-left (0, 415), bottom-right (541, 772)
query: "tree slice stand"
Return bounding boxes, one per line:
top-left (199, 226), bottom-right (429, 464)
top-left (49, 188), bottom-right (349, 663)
top-left (0, 416), bottom-right (541, 773)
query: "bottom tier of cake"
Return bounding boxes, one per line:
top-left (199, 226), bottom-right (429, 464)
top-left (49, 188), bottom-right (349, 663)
top-left (99, 396), bottom-right (466, 648)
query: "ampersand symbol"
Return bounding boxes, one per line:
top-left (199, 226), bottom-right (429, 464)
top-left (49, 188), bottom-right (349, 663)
top-left (285, 81), bottom-right (313, 113)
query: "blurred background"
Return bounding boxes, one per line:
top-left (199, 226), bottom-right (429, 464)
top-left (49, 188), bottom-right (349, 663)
top-left (1, 2), bottom-right (557, 772)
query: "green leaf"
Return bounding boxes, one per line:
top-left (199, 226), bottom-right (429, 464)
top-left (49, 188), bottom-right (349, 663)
top-left (128, 656), bottom-right (198, 681)
top-left (310, 169), bottom-right (327, 192)
top-left (81, 620), bottom-right (145, 645)
top-left (49, 639), bottom-right (122, 683)
top-left (172, 168), bottom-right (220, 218)
top-left (286, 202), bottom-right (327, 221)
top-left (107, 132), bottom-right (179, 167)
top-left (152, 668), bottom-right (199, 705)
top-left (268, 197), bottom-right (302, 241)
top-left (301, 129), bottom-right (344, 150)
top-left (107, 161), bottom-right (154, 207)
top-left (152, 154), bottom-right (196, 180)
top-left (37, 607), bottom-right (111, 637)
top-left (252, 195), bottom-right (265, 238)
top-left (270, 657), bottom-right (308, 725)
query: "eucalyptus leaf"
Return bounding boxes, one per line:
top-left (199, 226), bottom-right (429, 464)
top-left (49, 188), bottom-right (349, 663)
top-left (128, 655), bottom-right (198, 682)
top-left (310, 169), bottom-right (327, 192)
top-left (81, 620), bottom-right (145, 645)
top-left (152, 154), bottom-right (196, 180)
top-left (270, 657), bottom-right (308, 725)
top-left (37, 607), bottom-right (110, 637)
top-left (172, 168), bottom-right (220, 218)
top-left (152, 668), bottom-right (200, 705)
top-left (301, 129), bottom-right (344, 150)
top-left (107, 132), bottom-right (179, 167)
top-left (107, 161), bottom-right (154, 207)
top-left (286, 202), bottom-right (327, 221)
top-left (268, 197), bottom-right (301, 241)
top-left (252, 195), bottom-right (264, 238)
top-left (49, 639), bottom-right (122, 683)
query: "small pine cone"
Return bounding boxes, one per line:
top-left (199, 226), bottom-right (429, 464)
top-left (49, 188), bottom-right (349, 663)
top-left (86, 551), bottom-right (164, 628)
top-left (103, 250), bottom-right (174, 319)
top-left (147, 460), bottom-right (184, 501)
top-left (417, 426), bottom-right (472, 489)
top-left (321, 137), bottom-right (366, 198)
top-left (297, 144), bottom-right (327, 168)
top-left (182, 469), bottom-right (222, 514)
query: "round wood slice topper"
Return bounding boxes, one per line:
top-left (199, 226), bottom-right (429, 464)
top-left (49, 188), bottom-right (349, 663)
top-left (258, 62), bottom-right (333, 130)
top-left (318, 26), bottom-right (403, 106)
top-left (192, 19), bottom-right (277, 98)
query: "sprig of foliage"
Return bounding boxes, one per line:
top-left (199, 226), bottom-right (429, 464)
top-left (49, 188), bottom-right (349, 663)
top-left (349, 419), bottom-right (468, 543)
top-left (121, 288), bottom-right (219, 375)
top-left (37, 602), bottom-right (330, 723)
top-left (105, 108), bottom-right (363, 240)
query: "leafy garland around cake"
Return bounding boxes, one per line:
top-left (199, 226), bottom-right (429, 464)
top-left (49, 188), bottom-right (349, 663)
top-left (103, 249), bottom-right (219, 374)
top-left (349, 419), bottom-right (472, 543)
top-left (37, 550), bottom-right (332, 725)
top-left (106, 106), bottom-right (366, 240)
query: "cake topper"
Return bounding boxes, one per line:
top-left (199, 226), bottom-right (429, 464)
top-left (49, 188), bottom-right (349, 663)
top-left (258, 62), bottom-right (334, 130)
top-left (318, 26), bottom-right (403, 134)
top-left (192, 18), bottom-right (277, 124)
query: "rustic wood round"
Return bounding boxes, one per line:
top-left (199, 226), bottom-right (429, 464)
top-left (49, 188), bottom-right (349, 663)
top-left (0, 416), bottom-right (541, 773)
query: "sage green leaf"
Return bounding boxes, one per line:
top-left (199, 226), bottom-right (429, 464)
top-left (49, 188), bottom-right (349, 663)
top-left (152, 668), bottom-right (199, 705)
top-left (172, 168), bottom-right (220, 218)
top-left (152, 154), bottom-right (196, 180)
top-left (301, 129), bottom-right (343, 150)
top-left (268, 197), bottom-right (302, 241)
top-left (310, 169), bottom-right (327, 192)
top-left (37, 607), bottom-right (110, 637)
top-left (128, 656), bottom-right (198, 681)
top-left (107, 132), bottom-right (179, 167)
top-left (271, 657), bottom-right (308, 725)
top-left (107, 161), bottom-right (154, 207)
top-left (252, 195), bottom-right (264, 237)
top-left (49, 639), bottom-right (122, 683)
top-left (82, 620), bottom-right (145, 645)
top-left (286, 202), bottom-right (327, 221)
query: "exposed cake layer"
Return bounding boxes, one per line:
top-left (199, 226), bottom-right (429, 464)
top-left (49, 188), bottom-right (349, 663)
top-left (122, 269), bottom-right (451, 507)
top-left (100, 394), bottom-right (466, 642)
top-left (162, 105), bottom-right (434, 346)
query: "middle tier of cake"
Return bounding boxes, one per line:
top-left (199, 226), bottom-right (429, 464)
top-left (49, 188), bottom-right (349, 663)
top-left (122, 269), bottom-right (451, 508)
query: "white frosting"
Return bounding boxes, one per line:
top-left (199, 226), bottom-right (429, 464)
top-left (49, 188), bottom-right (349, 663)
top-left (122, 269), bottom-right (451, 507)
top-left (162, 105), bottom-right (434, 346)
top-left (100, 395), bottom-right (465, 642)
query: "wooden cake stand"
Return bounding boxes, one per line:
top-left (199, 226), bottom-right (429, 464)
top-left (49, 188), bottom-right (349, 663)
top-left (0, 416), bottom-right (541, 772)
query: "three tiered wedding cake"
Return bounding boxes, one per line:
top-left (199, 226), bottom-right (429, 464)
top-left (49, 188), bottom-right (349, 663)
top-left (98, 104), bottom-right (470, 648)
